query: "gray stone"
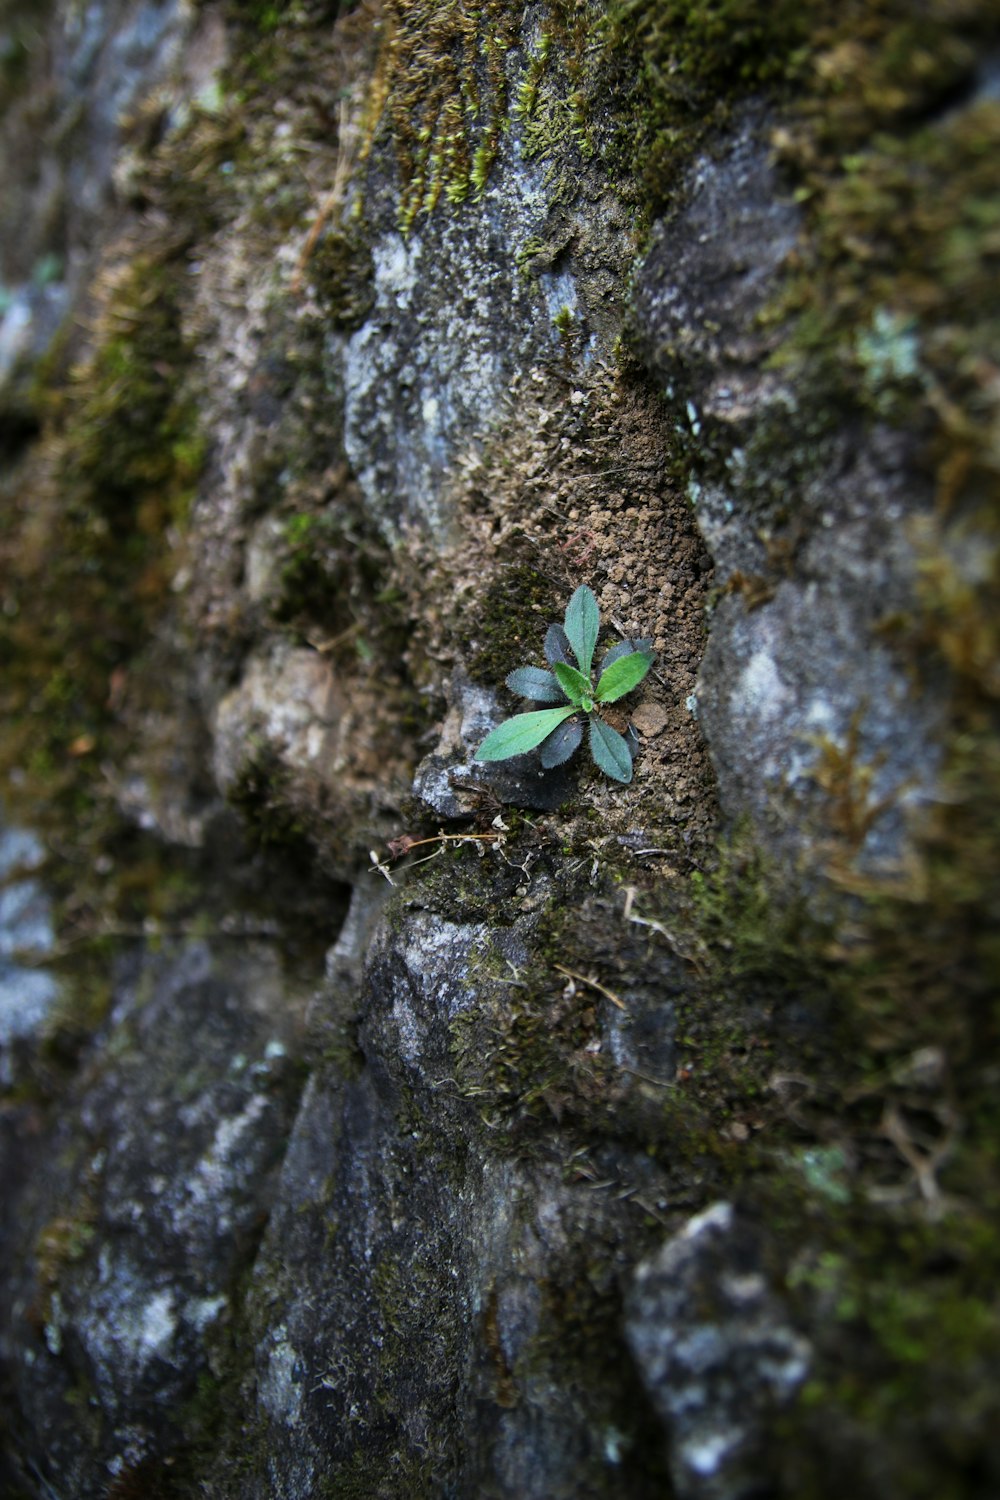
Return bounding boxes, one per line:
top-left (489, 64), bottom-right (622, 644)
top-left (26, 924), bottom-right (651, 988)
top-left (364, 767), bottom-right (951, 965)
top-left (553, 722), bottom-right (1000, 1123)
top-left (200, 887), bottom-right (680, 1499)
top-left (0, 821), bottom-right (61, 1087)
top-left (0, 825), bottom-right (45, 881)
top-left (632, 109), bottom-right (945, 878)
top-left (0, 879), bottom-right (55, 959)
top-left (341, 56), bottom-right (632, 542)
top-left (412, 669), bottom-right (578, 815)
top-left (5, 937), bottom-right (313, 1495)
top-left (633, 107), bottom-right (801, 407)
top-left (213, 641), bottom-right (345, 796)
top-left (0, 964), bottom-right (59, 1049)
top-left (626, 1202), bottom-right (812, 1500)
top-left (0, 0), bottom-right (199, 394)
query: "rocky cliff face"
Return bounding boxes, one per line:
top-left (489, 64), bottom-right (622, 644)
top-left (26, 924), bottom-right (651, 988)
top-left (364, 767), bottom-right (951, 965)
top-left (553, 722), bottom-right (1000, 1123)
top-left (1, 2), bottom-right (998, 1496)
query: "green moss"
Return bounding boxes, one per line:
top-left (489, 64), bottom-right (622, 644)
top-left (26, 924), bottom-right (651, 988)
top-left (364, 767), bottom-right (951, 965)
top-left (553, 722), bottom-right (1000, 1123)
top-left (513, 28), bottom-right (552, 123)
top-left (686, 830), bottom-right (822, 984)
top-left (362, 1), bottom-right (619, 231)
top-left (466, 561), bottom-right (562, 686)
top-left (0, 246), bottom-right (205, 859)
top-left (666, 778), bottom-right (1000, 1492)
top-left (34, 1213), bottom-right (97, 1309)
top-left (442, 861), bottom-right (684, 1146)
top-left (63, 260), bottom-right (205, 533)
top-left (582, 824), bottom-right (997, 1497)
top-left (235, 0), bottom-right (284, 34)
top-left (552, 303), bottom-right (576, 340)
top-left (515, 6), bottom-right (596, 167)
top-left (316, 1448), bottom-right (437, 1499)
top-left (305, 226), bottom-right (375, 329)
top-left (648, 1), bottom-right (1000, 557)
top-left (775, 92), bottom-right (1000, 414)
top-left (271, 505), bottom-right (406, 662)
top-left (772, 1208), bottom-right (1000, 1497)
top-left (602, 0), bottom-right (810, 218)
top-left (602, 0), bottom-right (993, 228)
top-left (128, 97), bottom-right (246, 247)
top-left (228, 748), bottom-right (309, 851)
top-left (176, 2), bottom-right (373, 242)
top-left (364, 0), bottom-right (521, 231)
top-left (0, 1), bottom-right (56, 103)
top-left (522, 1236), bottom-right (675, 1496)
top-left (449, 951), bottom-right (621, 1138)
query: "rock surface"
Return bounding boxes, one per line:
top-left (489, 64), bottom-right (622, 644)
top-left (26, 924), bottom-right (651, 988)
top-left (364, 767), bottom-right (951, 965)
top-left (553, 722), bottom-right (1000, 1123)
top-left (5, 936), bottom-right (312, 1495)
top-left (632, 109), bottom-right (944, 878)
top-left (626, 1202), bottom-right (812, 1500)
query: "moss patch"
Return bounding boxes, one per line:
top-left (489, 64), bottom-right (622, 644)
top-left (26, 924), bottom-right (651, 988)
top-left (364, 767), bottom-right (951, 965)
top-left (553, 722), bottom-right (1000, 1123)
top-left (601, 0), bottom-right (809, 218)
top-left (361, 0), bottom-right (521, 230)
top-left (465, 562), bottom-right (563, 688)
top-left (304, 225), bottom-right (375, 330)
top-left (0, 249), bottom-right (205, 834)
top-left (270, 506), bottom-right (411, 676)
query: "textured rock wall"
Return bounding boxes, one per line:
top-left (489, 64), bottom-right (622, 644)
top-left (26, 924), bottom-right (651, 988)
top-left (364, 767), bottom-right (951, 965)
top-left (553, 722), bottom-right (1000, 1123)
top-left (1, 2), bottom-right (998, 1496)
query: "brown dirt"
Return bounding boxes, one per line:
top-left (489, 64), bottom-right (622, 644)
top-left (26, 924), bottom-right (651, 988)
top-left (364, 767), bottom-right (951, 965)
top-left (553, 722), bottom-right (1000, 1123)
top-left (397, 356), bottom-right (721, 860)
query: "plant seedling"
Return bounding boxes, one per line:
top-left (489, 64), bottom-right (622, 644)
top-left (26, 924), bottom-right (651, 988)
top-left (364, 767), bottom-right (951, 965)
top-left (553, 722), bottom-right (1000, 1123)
top-left (475, 585), bottom-right (655, 783)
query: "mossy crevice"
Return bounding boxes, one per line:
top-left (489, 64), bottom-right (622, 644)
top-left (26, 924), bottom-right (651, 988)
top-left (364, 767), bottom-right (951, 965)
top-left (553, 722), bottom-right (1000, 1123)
top-left (465, 561), bottom-right (563, 688)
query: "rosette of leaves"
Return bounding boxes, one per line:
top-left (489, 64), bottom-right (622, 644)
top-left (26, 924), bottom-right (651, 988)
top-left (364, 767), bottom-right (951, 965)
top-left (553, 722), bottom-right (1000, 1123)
top-left (475, 585), bottom-right (655, 783)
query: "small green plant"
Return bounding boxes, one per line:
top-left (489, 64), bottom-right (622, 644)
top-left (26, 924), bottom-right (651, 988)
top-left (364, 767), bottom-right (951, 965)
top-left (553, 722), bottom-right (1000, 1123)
top-left (475, 585), bottom-right (655, 783)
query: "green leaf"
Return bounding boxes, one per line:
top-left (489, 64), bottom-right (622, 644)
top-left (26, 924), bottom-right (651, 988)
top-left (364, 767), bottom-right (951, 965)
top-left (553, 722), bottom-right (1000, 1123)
top-left (599, 637), bottom-right (656, 676)
top-left (505, 665), bottom-right (565, 702)
top-left (475, 705), bottom-right (577, 762)
top-left (540, 716), bottom-right (583, 768)
top-left (553, 660), bottom-right (593, 706)
top-left (598, 639), bottom-right (634, 675)
top-left (589, 716), bottom-right (633, 782)
top-left (595, 650), bottom-right (654, 703)
top-left (544, 623), bottom-right (573, 667)
top-left (563, 584), bottom-right (600, 676)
